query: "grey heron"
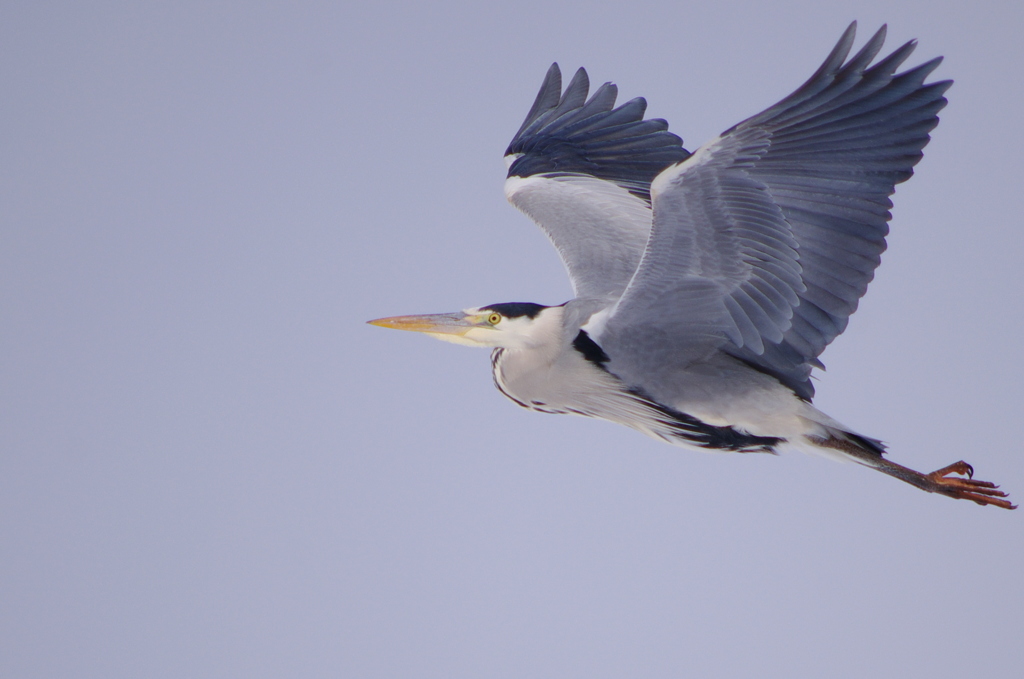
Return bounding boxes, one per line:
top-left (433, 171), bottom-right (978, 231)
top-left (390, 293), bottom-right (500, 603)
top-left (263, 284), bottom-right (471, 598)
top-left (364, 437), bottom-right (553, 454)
top-left (370, 23), bottom-right (1014, 509)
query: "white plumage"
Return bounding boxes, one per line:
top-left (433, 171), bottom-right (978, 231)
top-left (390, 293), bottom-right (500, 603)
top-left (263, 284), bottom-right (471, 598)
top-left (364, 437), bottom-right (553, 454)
top-left (370, 23), bottom-right (1014, 509)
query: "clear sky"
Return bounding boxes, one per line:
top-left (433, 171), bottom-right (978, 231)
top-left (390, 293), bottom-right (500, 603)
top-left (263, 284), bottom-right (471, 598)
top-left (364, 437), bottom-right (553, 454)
top-left (2, 1), bottom-right (1022, 677)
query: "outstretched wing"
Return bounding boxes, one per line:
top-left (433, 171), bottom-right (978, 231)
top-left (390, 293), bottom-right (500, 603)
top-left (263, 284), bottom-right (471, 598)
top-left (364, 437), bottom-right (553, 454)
top-left (601, 23), bottom-right (950, 400)
top-left (504, 64), bottom-right (691, 300)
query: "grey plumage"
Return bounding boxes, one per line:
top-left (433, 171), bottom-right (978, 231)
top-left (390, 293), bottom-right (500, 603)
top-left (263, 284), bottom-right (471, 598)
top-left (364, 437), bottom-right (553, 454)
top-left (514, 23), bottom-right (950, 400)
top-left (370, 23), bottom-right (1013, 509)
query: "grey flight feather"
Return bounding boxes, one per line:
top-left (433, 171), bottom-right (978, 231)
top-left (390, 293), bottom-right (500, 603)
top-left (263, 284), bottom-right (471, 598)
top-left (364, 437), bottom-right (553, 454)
top-left (601, 22), bottom-right (950, 400)
top-left (503, 63), bottom-right (692, 301)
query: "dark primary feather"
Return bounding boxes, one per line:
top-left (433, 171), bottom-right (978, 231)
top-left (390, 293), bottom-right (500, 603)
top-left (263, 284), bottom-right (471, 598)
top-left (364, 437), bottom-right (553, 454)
top-left (505, 64), bottom-right (692, 202)
top-left (606, 22), bottom-right (950, 400)
top-left (733, 23), bottom-right (950, 398)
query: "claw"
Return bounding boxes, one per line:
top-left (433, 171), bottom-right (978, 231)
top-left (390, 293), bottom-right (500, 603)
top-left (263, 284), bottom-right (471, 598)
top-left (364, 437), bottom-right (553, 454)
top-left (926, 462), bottom-right (1016, 509)
top-left (813, 437), bottom-right (1015, 509)
top-left (929, 460), bottom-right (974, 479)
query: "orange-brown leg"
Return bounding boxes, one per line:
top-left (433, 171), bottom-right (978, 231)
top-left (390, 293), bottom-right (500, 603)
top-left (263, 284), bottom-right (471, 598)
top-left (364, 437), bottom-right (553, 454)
top-left (919, 460), bottom-right (1016, 509)
top-left (812, 437), bottom-right (1016, 509)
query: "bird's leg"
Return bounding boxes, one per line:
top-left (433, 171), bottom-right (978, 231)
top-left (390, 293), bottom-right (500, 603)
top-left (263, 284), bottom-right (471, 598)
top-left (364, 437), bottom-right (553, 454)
top-left (810, 436), bottom-right (1016, 509)
top-left (871, 457), bottom-right (1015, 509)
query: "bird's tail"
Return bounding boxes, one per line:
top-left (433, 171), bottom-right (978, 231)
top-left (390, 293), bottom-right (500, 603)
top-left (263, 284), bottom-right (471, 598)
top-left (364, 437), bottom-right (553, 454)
top-left (791, 403), bottom-right (887, 465)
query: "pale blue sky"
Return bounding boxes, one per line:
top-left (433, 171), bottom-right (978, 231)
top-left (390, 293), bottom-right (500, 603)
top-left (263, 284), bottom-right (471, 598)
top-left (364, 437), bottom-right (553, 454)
top-left (2, 2), bottom-right (1022, 677)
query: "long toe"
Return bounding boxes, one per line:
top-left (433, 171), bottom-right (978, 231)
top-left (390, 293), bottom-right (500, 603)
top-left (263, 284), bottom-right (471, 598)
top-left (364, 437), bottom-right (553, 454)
top-left (927, 463), bottom-right (1016, 509)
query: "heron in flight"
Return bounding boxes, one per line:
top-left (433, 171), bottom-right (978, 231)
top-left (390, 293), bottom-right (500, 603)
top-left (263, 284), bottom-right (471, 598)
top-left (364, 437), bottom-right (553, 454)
top-left (370, 23), bottom-right (1014, 509)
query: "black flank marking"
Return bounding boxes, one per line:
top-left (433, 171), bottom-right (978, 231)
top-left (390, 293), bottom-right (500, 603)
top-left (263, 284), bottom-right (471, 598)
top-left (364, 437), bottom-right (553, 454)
top-left (629, 388), bottom-right (783, 453)
top-left (572, 330), bottom-right (610, 368)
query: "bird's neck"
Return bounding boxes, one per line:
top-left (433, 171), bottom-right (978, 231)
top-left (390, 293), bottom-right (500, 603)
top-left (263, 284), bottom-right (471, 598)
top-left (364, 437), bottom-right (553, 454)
top-left (498, 305), bottom-right (569, 356)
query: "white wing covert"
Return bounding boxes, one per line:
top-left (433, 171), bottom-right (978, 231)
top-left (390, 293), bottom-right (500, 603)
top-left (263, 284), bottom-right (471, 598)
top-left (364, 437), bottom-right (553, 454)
top-left (602, 23), bottom-right (951, 399)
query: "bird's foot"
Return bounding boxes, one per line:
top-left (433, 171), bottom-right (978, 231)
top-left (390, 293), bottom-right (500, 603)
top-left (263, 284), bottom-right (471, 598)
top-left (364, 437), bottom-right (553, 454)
top-left (925, 461), bottom-right (1016, 509)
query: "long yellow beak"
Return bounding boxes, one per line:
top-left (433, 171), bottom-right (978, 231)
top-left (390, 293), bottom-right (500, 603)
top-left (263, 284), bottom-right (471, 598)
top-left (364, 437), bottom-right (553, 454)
top-left (367, 312), bottom-right (478, 336)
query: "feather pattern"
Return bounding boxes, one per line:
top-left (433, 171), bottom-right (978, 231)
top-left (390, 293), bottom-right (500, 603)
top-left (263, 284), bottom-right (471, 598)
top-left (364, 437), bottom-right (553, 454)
top-left (505, 64), bottom-right (692, 201)
top-left (504, 63), bottom-right (691, 299)
top-left (601, 22), bottom-right (950, 400)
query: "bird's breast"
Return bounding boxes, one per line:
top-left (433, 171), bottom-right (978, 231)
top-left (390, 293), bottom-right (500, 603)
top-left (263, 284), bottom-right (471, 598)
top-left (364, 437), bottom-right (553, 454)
top-left (490, 346), bottom-right (609, 416)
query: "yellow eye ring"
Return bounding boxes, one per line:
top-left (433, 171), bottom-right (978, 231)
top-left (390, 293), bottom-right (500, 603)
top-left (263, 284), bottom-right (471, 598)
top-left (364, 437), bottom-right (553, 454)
top-left (487, 313), bottom-right (502, 325)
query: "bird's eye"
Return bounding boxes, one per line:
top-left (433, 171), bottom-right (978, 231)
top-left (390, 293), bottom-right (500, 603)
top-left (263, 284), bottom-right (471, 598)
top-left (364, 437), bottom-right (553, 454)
top-left (488, 313), bottom-right (502, 325)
